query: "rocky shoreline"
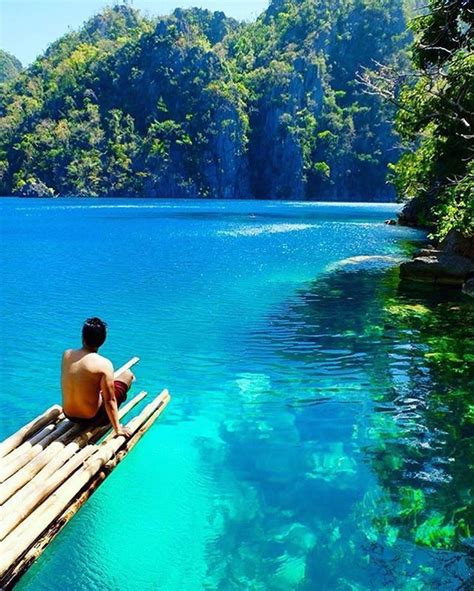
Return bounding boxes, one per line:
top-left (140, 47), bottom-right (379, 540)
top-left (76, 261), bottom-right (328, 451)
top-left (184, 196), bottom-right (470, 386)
top-left (391, 203), bottom-right (474, 297)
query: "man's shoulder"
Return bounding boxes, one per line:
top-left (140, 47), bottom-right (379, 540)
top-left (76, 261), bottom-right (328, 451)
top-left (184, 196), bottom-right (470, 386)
top-left (92, 353), bottom-right (114, 371)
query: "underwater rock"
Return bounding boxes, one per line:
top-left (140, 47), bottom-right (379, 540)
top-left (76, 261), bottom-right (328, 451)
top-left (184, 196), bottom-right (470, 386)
top-left (273, 554), bottom-right (307, 590)
top-left (305, 442), bottom-right (357, 484)
top-left (235, 372), bottom-right (272, 401)
top-left (400, 253), bottom-right (474, 285)
top-left (330, 255), bottom-right (403, 272)
top-left (274, 522), bottom-right (317, 554)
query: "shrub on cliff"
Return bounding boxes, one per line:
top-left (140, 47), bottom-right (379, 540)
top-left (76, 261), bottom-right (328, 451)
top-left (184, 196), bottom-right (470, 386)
top-left (392, 0), bottom-right (473, 238)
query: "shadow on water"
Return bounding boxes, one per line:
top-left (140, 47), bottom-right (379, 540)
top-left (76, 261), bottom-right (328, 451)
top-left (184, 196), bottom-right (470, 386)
top-left (210, 263), bottom-right (473, 590)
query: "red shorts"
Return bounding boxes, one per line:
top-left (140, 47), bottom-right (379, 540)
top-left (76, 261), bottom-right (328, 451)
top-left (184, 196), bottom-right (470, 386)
top-left (65, 380), bottom-right (129, 426)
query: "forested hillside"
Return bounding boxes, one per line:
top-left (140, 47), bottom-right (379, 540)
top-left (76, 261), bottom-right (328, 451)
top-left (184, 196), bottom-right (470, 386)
top-left (0, 1), bottom-right (411, 199)
top-left (0, 50), bottom-right (22, 83)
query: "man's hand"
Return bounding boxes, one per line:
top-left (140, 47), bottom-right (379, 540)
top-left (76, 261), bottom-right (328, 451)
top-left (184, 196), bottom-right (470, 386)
top-left (116, 425), bottom-right (133, 439)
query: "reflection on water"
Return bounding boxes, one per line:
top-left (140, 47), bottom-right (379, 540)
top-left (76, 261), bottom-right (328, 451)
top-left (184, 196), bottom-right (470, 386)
top-left (1, 200), bottom-right (472, 590)
top-left (209, 265), bottom-right (474, 589)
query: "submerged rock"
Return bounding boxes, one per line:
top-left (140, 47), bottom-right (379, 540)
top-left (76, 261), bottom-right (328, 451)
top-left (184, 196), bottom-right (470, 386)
top-left (274, 522), bottom-right (317, 554)
top-left (272, 554), bottom-right (306, 590)
top-left (400, 253), bottom-right (474, 285)
top-left (331, 255), bottom-right (403, 271)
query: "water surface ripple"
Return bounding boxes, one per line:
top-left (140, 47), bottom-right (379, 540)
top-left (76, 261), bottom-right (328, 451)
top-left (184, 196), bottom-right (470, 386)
top-left (0, 199), bottom-right (472, 590)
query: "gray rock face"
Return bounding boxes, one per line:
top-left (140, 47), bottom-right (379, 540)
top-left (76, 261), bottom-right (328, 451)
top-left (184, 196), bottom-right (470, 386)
top-left (15, 179), bottom-right (55, 197)
top-left (462, 278), bottom-right (474, 297)
top-left (130, 17), bottom-right (250, 199)
top-left (441, 230), bottom-right (474, 260)
top-left (414, 247), bottom-right (438, 257)
top-left (400, 253), bottom-right (474, 285)
top-left (249, 57), bottom-right (323, 200)
top-left (397, 195), bottom-right (436, 228)
top-left (201, 93), bottom-right (251, 199)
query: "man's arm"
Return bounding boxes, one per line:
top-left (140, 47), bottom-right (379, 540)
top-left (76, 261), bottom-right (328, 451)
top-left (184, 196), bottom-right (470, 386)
top-left (100, 361), bottom-right (131, 437)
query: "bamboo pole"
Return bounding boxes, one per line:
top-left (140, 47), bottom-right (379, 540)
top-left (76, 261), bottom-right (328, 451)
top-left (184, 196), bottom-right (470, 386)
top-left (0, 406), bottom-right (62, 460)
top-left (26, 423), bottom-right (58, 445)
top-left (114, 356), bottom-right (140, 378)
top-left (0, 432), bottom-right (79, 507)
top-left (0, 444), bottom-right (96, 541)
top-left (0, 420), bottom-right (74, 483)
top-left (0, 357), bottom-right (139, 463)
top-left (0, 357), bottom-right (141, 483)
top-left (0, 391), bottom-right (170, 591)
top-left (0, 425), bottom-right (56, 469)
top-left (31, 391), bottom-right (169, 526)
top-left (0, 391), bottom-right (147, 505)
top-left (1, 441), bottom-right (83, 514)
top-left (1, 418), bottom-right (68, 467)
top-left (2, 421), bottom-right (62, 466)
top-left (0, 421), bottom-right (69, 477)
top-left (0, 390), bottom-right (170, 579)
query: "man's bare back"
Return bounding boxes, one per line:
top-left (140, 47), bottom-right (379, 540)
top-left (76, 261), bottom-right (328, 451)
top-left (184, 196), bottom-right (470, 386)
top-left (61, 348), bottom-right (113, 418)
top-left (61, 317), bottom-right (133, 437)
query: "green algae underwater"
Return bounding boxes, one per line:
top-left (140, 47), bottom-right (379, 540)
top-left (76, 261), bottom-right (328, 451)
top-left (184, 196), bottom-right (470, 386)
top-left (0, 199), bottom-right (472, 590)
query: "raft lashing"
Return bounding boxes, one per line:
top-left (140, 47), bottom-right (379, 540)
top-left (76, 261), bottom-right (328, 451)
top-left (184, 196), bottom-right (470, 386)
top-left (0, 357), bottom-right (170, 589)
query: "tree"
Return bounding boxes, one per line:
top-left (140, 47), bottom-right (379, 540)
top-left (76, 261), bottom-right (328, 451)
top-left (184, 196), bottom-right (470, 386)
top-left (360, 0), bottom-right (473, 238)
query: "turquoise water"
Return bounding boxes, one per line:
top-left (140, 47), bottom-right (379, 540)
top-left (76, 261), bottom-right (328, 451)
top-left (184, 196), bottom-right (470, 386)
top-left (1, 199), bottom-right (472, 590)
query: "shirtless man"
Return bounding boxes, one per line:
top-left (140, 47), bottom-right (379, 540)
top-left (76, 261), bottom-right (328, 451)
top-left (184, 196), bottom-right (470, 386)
top-left (61, 317), bottom-right (133, 438)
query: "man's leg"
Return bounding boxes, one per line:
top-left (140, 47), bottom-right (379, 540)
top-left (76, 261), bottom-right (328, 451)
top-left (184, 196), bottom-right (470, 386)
top-left (115, 368), bottom-right (135, 388)
top-left (114, 369), bottom-right (135, 406)
top-left (94, 369), bottom-right (135, 426)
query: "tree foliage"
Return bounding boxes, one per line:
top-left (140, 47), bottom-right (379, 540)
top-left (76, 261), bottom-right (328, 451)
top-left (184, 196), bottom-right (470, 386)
top-left (0, 1), bottom-right (413, 199)
top-left (363, 0), bottom-right (473, 237)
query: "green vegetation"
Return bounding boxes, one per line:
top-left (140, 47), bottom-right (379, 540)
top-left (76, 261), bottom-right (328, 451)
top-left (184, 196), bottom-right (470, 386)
top-left (0, 50), bottom-right (22, 83)
top-left (374, 292), bottom-right (474, 549)
top-left (390, 0), bottom-right (473, 238)
top-left (271, 263), bottom-right (474, 553)
top-left (1, 0), bottom-right (470, 236)
top-left (222, 0), bottom-right (411, 199)
top-left (0, 1), bottom-right (411, 199)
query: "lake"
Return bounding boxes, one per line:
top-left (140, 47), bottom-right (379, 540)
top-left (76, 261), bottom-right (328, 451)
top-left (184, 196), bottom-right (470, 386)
top-left (0, 199), bottom-right (472, 590)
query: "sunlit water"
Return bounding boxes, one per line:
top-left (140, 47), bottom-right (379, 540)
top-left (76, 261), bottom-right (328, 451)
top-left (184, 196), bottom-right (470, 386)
top-left (0, 199), bottom-right (472, 590)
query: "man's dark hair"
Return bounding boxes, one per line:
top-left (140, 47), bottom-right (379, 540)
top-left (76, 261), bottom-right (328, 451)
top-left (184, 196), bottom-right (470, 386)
top-left (82, 317), bottom-right (107, 349)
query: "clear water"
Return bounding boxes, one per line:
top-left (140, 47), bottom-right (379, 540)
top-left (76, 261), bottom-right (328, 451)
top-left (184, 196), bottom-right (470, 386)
top-left (0, 199), bottom-right (472, 590)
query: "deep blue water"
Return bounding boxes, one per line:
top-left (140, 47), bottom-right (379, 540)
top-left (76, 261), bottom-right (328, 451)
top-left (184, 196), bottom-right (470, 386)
top-left (0, 199), bottom-right (472, 590)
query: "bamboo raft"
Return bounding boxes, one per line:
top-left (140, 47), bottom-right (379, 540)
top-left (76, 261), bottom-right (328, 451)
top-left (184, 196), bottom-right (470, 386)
top-left (0, 357), bottom-right (170, 589)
